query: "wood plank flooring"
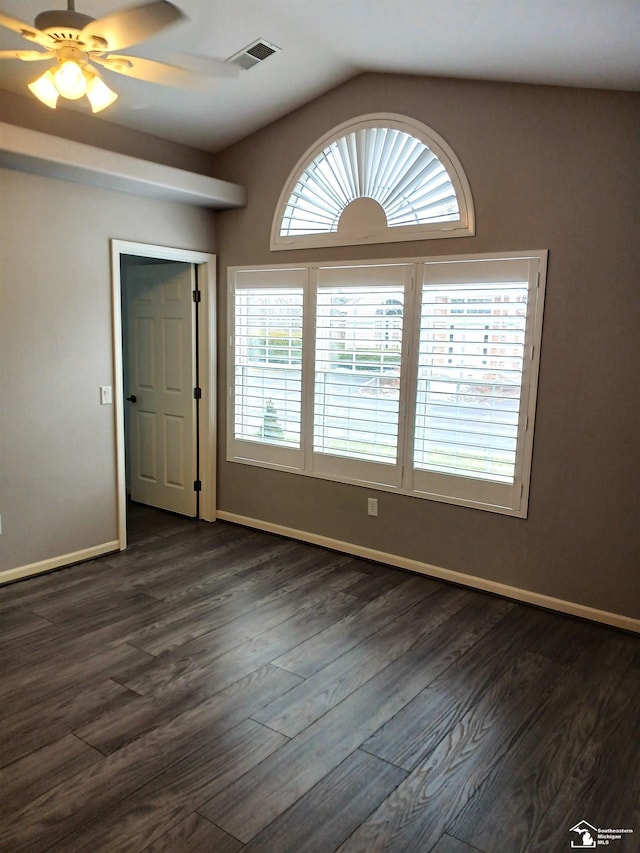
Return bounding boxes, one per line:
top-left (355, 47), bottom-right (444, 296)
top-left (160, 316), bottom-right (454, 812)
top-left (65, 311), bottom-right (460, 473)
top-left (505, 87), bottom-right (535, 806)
top-left (1, 503), bottom-right (639, 852)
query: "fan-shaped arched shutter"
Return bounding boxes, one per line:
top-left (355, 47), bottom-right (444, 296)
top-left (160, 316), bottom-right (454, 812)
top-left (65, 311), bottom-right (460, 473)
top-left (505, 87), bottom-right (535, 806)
top-left (271, 114), bottom-right (475, 250)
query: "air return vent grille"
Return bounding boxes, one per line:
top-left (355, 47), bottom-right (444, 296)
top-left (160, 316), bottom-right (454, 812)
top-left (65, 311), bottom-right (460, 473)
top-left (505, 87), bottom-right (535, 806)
top-left (227, 39), bottom-right (280, 71)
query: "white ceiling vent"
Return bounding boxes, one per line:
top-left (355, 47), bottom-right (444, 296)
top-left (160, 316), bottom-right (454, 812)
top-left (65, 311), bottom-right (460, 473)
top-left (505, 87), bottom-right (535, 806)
top-left (227, 39), bottom-right (281, 71)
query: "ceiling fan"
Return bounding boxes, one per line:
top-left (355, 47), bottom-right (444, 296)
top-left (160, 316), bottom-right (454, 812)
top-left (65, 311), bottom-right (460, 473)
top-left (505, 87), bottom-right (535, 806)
top-left (0, 1), bottom-right (212, 112)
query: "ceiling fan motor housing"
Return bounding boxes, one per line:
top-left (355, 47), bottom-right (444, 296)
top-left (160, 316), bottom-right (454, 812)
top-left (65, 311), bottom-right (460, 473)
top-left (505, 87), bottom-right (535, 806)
top-left (34, 9), bottom-right (94, 40)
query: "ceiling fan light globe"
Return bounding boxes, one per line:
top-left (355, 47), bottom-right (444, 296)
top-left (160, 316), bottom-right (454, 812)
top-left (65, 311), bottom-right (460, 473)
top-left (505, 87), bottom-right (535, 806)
top-left (86, 75), bottom-right (118, 113)
top-left (54, 60), bottom-right (87, 99)
top-left (28, 69), bottom-right (59, 109)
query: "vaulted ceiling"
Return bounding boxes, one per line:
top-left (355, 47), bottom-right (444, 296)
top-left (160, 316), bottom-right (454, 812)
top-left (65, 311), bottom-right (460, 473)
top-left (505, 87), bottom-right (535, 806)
top-left (1, 0), bottom-right (638, 152)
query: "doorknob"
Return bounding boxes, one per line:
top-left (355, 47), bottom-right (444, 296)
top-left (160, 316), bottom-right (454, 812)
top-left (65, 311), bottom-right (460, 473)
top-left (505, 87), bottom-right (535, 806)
top-left (126, 395), bottom-right (137, 403)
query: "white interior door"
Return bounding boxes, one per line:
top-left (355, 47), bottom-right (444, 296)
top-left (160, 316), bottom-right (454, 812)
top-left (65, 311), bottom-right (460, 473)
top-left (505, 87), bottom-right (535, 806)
top-left (126, 262), bottom-right (197, 516)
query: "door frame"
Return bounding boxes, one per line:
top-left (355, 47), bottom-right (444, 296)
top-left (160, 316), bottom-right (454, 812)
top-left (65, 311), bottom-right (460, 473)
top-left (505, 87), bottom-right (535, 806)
top-left (111, 239), bottom-right (217, 550)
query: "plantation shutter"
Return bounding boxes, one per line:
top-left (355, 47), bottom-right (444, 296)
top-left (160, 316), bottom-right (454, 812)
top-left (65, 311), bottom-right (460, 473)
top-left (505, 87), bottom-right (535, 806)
top-left (311, 263), bottom-right (412, 487)
top-left (410, 256), bottom-right (540, 512)
top-left (229, 268), bottom-right (307, 470)
top-left (228, 252), bottom-right (546, 517)
top-left (280, 127), bottom-right (460, 237)
top-left (271, 115), bottom-right (475, 250)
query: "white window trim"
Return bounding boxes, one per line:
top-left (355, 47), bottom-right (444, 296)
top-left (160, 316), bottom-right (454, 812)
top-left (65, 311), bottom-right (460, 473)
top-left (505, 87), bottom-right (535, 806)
top-left (270, 114), bottom-right (475, 251)
top-left (228, 251), bottom-right (547, 517)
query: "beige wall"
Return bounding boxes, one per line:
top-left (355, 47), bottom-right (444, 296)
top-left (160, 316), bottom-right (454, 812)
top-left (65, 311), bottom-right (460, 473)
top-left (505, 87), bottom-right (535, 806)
top-left (212, 73), bottom-right (640, 620)
top-left (0, 166), bottom-right (216, 572)
top-left (0, 90), bottom-right (216, 176)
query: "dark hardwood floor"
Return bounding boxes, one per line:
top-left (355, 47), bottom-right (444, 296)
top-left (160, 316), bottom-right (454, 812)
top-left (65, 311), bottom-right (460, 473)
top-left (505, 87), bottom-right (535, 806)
top-left (1, 503), bottom-right (639, 852)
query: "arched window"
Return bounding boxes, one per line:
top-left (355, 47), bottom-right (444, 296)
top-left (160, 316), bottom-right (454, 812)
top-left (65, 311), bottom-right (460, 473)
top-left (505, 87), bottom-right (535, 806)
top-left (271, 114), bottom-right (475, 250)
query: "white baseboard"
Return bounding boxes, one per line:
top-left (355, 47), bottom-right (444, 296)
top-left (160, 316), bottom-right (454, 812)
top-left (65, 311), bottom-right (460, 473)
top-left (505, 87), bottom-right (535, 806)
top-left (217, 511), bottom-right (640, 634)
top-left (0, 541), bottom-right (120, 586)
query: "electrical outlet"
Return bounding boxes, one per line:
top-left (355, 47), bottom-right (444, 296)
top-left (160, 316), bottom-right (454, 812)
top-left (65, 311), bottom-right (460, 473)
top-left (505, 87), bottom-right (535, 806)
top-left (367, 497), bottom-right (378, 517)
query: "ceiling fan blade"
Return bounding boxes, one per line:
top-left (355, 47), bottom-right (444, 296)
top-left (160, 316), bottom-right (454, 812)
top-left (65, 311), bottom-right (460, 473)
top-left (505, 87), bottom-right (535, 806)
top-left (169, 53), bottom-right (240, 79)
top-left (0, 49), bottom-right (55, 61)
top-left (93, 54), bottom-right (197, 89)
top-left (80, 1), bottom-right (185, 53)
top-left (0, 11), bottom-right (55, 49)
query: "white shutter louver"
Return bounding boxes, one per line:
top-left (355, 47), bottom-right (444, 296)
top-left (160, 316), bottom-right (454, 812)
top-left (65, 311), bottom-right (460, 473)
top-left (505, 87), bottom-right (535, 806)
top-left (228, 268), bottom-right (307, 468)
top-left (414, 281), bottom-right (527, 484)
top-left (314, 285), bottom-right (403, 463)
top-left (233, 282), bottom-right (304, 461)
top-left (271, 114), bottom-right (475, 250)
top-left (281, 128), bottom-right (459, 237)
top-left (310, 263), bottom-right (412, 488)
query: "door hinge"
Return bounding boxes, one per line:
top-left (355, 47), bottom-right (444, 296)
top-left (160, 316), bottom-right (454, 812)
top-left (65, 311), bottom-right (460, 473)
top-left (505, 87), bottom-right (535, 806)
top-left (192, 290), bottom-right (202, 303)
top-left (193, 387), bottom-right (202, 400)
top-left (193, 479), bottom-right (202, 492)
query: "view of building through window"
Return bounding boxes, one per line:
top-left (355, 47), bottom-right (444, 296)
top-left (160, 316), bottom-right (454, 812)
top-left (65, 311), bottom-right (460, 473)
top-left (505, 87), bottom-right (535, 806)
top-left (314, 285), bottom-right (403, 464)
top-left (415, 283), bottom-right (527, 483)
top-left (233, 287), bottom-right (303, 447)
top-left (229, 254), bottom-right (545, 516)
top-left (233, 283), bottom-right (525, 481)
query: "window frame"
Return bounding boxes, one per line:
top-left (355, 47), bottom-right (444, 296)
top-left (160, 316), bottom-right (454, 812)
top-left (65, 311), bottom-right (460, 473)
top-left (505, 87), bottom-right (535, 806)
top-left (270, 114), bottom-right (475, 251)
top-left (227, 250), bottom-right (547, 517)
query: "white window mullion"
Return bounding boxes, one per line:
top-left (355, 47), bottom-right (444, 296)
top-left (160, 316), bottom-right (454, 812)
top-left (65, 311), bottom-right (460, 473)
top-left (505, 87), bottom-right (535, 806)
top-left (396, 265), bottom-right (418, 492)
top-left (400, 264), bottom-right (423, 493)
top-left (302, 267), bottom-right (318, 472)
